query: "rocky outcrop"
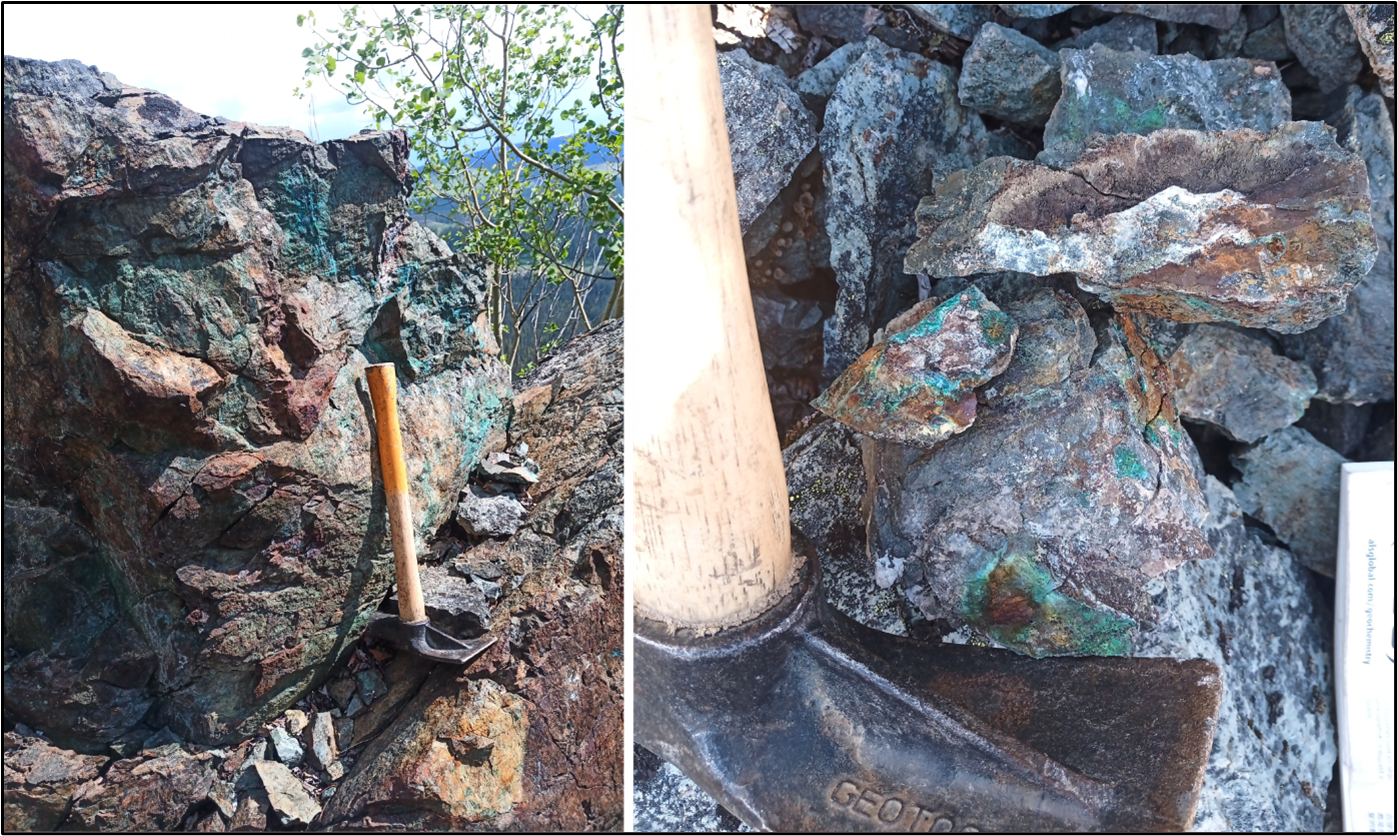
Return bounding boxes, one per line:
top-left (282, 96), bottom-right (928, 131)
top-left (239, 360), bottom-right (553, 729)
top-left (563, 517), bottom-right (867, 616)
top-left (907, 122), bottom-right (1377, 333)
top-left (2, 56), bottom-right (509, 751)
top-left (2, 733), bottom-right (107, 831)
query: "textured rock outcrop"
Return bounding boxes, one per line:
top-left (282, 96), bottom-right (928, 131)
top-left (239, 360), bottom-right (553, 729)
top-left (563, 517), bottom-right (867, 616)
top-left (866, 275), bottom-right (1213, 657)
top-left (821, 40), bottom-right (999, 381)
top-left (813, 286), bottom-right (1017, 449)
top-left (1277, 87), bottom-right (1395, 404)
top-left (1166, 325), bottom-right (1316, 442)
top-left (907, 122), bottom-right (1377, 333)
top-left (2, 733), bottom-right (107, 831)
top-left (1042, 45), bottom-right (1291, 157)
top-left (2, 57), bottom-right (509, 750)
top-left (959, 22), bottom-right (1061, 126)
top-left (717, 48), bottom-right (816, 233)
top-left (1346, 4), bottom-right (1396, 98)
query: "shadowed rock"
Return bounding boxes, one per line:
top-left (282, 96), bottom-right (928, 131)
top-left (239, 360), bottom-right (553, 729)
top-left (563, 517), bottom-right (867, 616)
top-left (1346, 4), bottom-right (1396, 97)
top-left (907, 122), bottom-right (1377, 333)
top-left (901, 4), bottom-right (993, 39)
top-left (1092, 4), bottom-right (1240, 28)
top-left (1042, 45), bottom-right (1291, 157)
top-left (999, 4), bottom-right (1076, 18)
top-left (1055, 13), bottom-right (1157, 53)
top-left (813, 286), bottom-right (1017, 449)
top-left (960, 23), bottom-right (1062, 126)
top-left (1231, 426), bottom-right (1347, 576)
top-left (1281, 4), bottom-right (1365, 92)
top-left (2, 56), bottom-right (510, 749)
top-left (1167, 325), bottom-right (1316, 442)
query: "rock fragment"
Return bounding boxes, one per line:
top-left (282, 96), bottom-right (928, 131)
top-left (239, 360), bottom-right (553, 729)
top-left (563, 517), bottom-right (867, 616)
top-left (959, 23), bottom-right (1062, 126)
top-left (1277, 87), bottom-right (1395, 405)
top-left (306, 712), bottom-right (339, 771)
top-left (1345, 4), bottom-right (1396, 97)
top-left (821, 40), bottom-right (994, 380)
top-left (66, 746), bottom-right (220, 831)
top-left (998, 4), bottom-right (1076, 18)
top-left (1135, 476), bottom-right (1335, 831)
top-left (1280, 4), bottom-right (1365, 92)
top-left (1, 733), bottom-right (107, 831)
top-left (813, 287), bottom-right (1017, 449)
top-left (1231, 427), bottom-right (1347, 576)
top-left (717, 48), bottom-right (817, 233)
top-left (1241, 16), bottom-right (1292, 61)
top-left (795, 41), bottom-right (868, 101)
top-left (268, 726), bottom-right (303, 767)
top-left (253, 760), bottom-right (321, 827)
top-left (456, 486), bottom-right (528, 537)
top-left (867, 281), bottom-right (1213, 657)
top-left (396, 563), bottom-right (493, 635)
top-left (901, 4), bottom-right (994, 39)
top-left (1092, 4), bottom-right (1240, 28)
top-left (1055, 13), bottom-right (1157, 53)
top-left (907, 123), bottom-right (1377, 333)
top-left (1042, 45), bottom-right (1291, 156)
top-left (1166, 326), bottom-right (1316, 442)
top-left (793, 5), bottom-right (880, 43)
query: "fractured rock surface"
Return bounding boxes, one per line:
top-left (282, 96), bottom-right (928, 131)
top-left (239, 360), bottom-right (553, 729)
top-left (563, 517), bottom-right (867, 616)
top-left (907, 122), bottom-right (1377, 333)
top-left (867, 278), bottom-right (1213, 657)
top-left (1166, 325), bottom-right (1316, 442)
top-left (1231, 426), bottom-right (1347, 577)
top-left (1346, 4), bottom-right (1396, 98)
top-left (959, 22), bottom-right (1062, 126)
top-left (1042, 45), bottom-right (1291, 157)
top-left (2, 56), bottom-right (510, 749)
top-left (1280, 4), bottom-right (1365, 93)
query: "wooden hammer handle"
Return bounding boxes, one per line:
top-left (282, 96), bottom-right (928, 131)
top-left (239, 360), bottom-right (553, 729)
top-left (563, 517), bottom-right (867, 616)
top-left (630, 6), bottom-right (794, 628)
top-left (366, 363), bottom-right (427, 624)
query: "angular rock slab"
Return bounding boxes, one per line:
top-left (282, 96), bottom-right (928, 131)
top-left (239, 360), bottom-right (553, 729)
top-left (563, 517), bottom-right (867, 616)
top-left (1346, 4), bottom-right (1396, 98)
top-left (868, 281), bottom-right (1214, 657)
top-left (717, 48), bottom-right (817, 233)
top-left (1277, 87), bottom-right (1396, 404)
top-left (959, 22), bottom-right (1062, 126)
top-left (1281, 4), bottom-right (1365, 92)
top-left (1, 733), bottom-right (107, 831)
top-left (65, 746), bottom-right (221, 831)
top-left (1042, 45), bottom-right (1291, 157)
top-left (821, 39), bottom-right (994, 381)
top-left (1135, 477), bottom-right (1336, 831)
top-left (1232, 426), bottom-right (1347, 576)
top-left (1092, 4), bottom-right (1240, 28)
top-left (1167, 325), bottom-right (1316, 442)
top-left (2, 57), bottom-right (510, 747)
top-left (813, 286), bottom-right (1017, 449)
top-left (907, 122), bottom-right (1377, 333)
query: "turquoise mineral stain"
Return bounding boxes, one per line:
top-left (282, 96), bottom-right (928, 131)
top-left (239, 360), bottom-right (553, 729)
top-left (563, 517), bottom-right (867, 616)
top-left (1113, 444), bottom-right (1150, 480)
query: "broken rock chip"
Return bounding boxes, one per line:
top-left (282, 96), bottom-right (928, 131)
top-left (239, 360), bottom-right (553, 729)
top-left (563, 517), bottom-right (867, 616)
top-left (717, 48), bottom-right (817, 233)
top-left (1280, 4), bottom-right (1365, 93)
top-left (1092, 4), bottom-right (1240, 28)
top-left (456, 486), bottom-right (528, 537)
top-left (253, 760), bottom-right (321, 827)
top-left (1345, 4), bottom-right (1396, 98)
top-left (1042, 45), bottom-right (1291, 157)
top-left (901, 4), bottom-right (994, 40)
top-left (868, 285), bottom-right (1214, 658)
top-left (1231, 426), bottom-right (1347, 576)
top-left (1055, 13), bottom-right (1157, 54)
top-left (907, 122), bottom-right (1377, 333)
top-left (1166, 325), bottom-right (1317, 442)
top-left (812, 286), bottom-right (1017, 450)
top-left (959, 22), bottom-right (1062, 127)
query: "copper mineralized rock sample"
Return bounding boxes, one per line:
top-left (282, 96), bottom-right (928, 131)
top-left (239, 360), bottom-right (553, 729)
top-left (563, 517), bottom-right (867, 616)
top-left (906, 122), bottom-right (1378, 333)
top-left (2, 57), bottom-right (510, 749)
top-left (813, 286), bottom-right (1017, 449)
top-left (867, 275), bottom-right (1213, 658)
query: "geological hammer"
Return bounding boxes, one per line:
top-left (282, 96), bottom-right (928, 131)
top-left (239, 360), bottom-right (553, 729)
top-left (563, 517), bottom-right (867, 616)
top-left (630, 6), bottom-right (1221, 831)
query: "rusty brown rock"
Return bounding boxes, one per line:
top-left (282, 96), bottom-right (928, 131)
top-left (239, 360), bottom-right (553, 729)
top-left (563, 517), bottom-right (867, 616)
top-left (906, 122), bottom-right (1377, 333)
top-left (65, 746), bottom-right (219, 831)
top-left (1, 733), bottom-right (108, 831)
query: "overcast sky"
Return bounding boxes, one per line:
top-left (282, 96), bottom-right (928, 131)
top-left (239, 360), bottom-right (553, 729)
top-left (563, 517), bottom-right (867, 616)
top-left (5, 3), bottom-right (617, 145)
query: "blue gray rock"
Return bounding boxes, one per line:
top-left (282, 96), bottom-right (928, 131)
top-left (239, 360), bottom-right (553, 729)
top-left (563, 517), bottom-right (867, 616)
top-left (1166, 325), bottom-right (1317, 443)
top-left (795, 41), bottom-right (868, 102)
top-left (717, 48), bottom-right (817, 234)
top-left (1135, 475), bottom-right (1336, 831)
top-left (1092, 4), bottom-right (1240, 28)
top-left (821, 39), bottom-right (994, 382)
top-left (1231, 426), bottom-right (1348, 576)
top-left (901, 4), bottom-right (994, 39)
top-left (1276, 87), bottom-right (1395, 405)
top-left (456, 485), bottom-right (528, 537)
top-left (959, 22), bottom-right (1062, 126)
top-left (269, 726), bottom-right (303, 767)
top-left (1042, 44), bottom-right (1292, 157)
top-left (998, 4), bottom-right (1076, 18)
top-left (1055, 13), bottom-right (1157, 53)
top-left (1241, 16), bottom-right (1292, 62)
top-left (1280, 4), bottom-right (1365, 92)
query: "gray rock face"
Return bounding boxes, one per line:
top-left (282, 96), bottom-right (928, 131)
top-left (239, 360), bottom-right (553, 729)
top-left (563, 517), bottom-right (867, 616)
top-left (1241, 16), bottom-right (1293, 61)
top-left (1092, 4), bottom-right (1241, 28)
top-left (1167, 325), bottom-right (1316, 442)
top-left (1135, 476), bottom-right (1335, 831)
top-left (1232, 426), bottom-right (1347, 576)
top-left (960, 23), bottom-right (1062, 126)
top-left (1056, 13), bottom-right (1158, 53)
top-left (793, 5), bottom-right (880, 43)
top-left (1281, 4), bottom-right (1365, 92)
top-left (901, 4), bottom-right (994, 39)
top-left (1042, 45), bottom-right (1292, 157)
top-left (998, 4), bottom-right (1076, 18)
top-left (795, 41), bottom-right (868, 101)
top-left (821, 40), bottom-right (993, 381)
top-left (867, 277), bottom-right (1214, 658)
top-left (268, 726), bottom-right (303, 767)
top-left (456, 486), bottom-right (528, 537)
top-left (717, 48), bottom-right (817, 233)
top-left (1346, 4), bottom-right (1396, 97)
top-left (306, 711), bottom-right (338, 771)
top-left (908, 123), bottom-right (1377, 334)
top-left (1277, 87), bottom-right (1396, 405)
top-left (785, 420), bottom-right (905, 634)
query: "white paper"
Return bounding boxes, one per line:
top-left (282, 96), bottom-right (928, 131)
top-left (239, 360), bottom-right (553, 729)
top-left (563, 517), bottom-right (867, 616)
top-left (1335, 461), bottom-right (1395, 833)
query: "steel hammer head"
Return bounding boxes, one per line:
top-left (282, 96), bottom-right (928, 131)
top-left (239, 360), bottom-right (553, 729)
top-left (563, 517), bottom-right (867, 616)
top-left (365, 612), bottom-right (496, 665)
top-left (636, 533), bottom-right (1222, 832)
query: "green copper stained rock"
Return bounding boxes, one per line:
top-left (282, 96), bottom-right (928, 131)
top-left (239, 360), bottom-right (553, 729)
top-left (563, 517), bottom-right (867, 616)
top-left (812, 286), bottom-right (1017, 449)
